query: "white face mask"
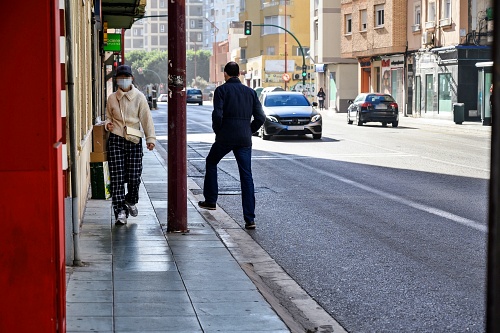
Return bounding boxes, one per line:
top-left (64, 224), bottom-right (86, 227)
top-left (117, 78), bottom-right (132, 89)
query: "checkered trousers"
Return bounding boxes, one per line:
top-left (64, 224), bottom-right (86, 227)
top-left (107, 133), bottom-right (143, 217)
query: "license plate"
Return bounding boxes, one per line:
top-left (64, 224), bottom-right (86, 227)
top-left (287, 125), bottom-right (304, 130)
top-left (375, 104), bottom-right (387, 109)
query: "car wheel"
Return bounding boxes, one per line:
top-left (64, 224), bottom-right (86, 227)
top-left (356, 112), bottom-right (363, 126)
top-left (199, 102), bottom-right (203, 105)
top-left (347, 112), bottom-right (353, 124)
top-left (382, 122), bottom-right (387, 127)
top-left (313, 133), bottom-right (322, 139)
top-left (261, 127), bottom-right (271, 140)
top-left (392, 121), bottom-right (399, 127)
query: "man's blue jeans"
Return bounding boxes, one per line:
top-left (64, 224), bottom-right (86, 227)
top-left (203, 141), bottom-right (255, 223)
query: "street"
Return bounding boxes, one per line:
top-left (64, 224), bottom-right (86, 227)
top-left (153, 101), bottom-right (490, 332)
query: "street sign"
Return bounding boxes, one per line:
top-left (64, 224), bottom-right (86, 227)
top-left (103, 33), bottom-right (121, 52)
top-left (282, 73), bottom-right (290, 82)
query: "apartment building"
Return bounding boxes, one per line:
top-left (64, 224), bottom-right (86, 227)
top-left (341, 0), bottom-right (493, 121)
top-left (408, 0), bottom-right (493, 122)
top-left (340, 0), bottom-right (408, 110)
top-left (124, 0), bottom-right (204, 52)
top-left (239, 0), bottom-right (312, 93)
top-left (310, 0), bottom-right (358, 112)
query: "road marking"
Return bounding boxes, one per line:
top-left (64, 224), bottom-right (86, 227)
top-left (281, 153), bottom-right (488, 233)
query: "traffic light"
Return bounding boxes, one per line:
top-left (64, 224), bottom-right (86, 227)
top-left (244, 21), bottom-right (252, 35)
top-left (302, 64), bottom-right (307, 78)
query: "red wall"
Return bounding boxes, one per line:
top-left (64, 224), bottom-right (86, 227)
top-left (0, 1), bottom-right (66, 331)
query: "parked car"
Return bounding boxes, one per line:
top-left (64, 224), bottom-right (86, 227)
top-left (186, 88), bottom-right (203, 105)
top-left (258, 91), bottom-right (322, 140)
top-left (254, 86), bottom-right (264, 99)
top-left (158, 94), bottom-right (168, 102)
top-left (347, 93), bottom-right (399, 127)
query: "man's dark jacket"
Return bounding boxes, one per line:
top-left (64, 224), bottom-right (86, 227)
top-left (212, 77), bottom-right (265, 147)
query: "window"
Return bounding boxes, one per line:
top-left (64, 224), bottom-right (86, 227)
top-left (413, 4), bottom-right (421, 31)
top-left (415, 5), bottom-right (421, 25)
top-left (267, 46), bottom-right (275, 55)
top-left (263, 16), bottom-right (290, 35)
top-left (197, 33), bottom-right (202, 42)
top-left (360, 10), bottom-right (367, 31)
top-left (160, 0), bottom-right (165, 8)
top-left (345, 14), bottom-right (352, 34)
top-left (438, 73), bottom-right (452, 112)
top-left (375, 5), bottom-right (384, 27)
top-left (134, 29), bottom-right (138, 36)
top-left (241, 48), bottom-right (246, 60)
top-left (190, 20), bottom-right (196, 28)
top-left (160, 24), bottom-right (165, 33)
top-left (428, 1), bottom-right (436, 22)
top-left (442, 0), bottom-right (451, 19)
top-left (197, 20), bottom-right (203, 29)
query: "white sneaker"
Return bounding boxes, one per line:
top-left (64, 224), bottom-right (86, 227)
top-left (115, 210), bottom-right (127, 225)
top-left (125, 201), bottom-right (138, 217)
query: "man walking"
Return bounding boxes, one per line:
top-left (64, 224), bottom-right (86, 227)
top-left (198, 61), bottom-right (265, 229)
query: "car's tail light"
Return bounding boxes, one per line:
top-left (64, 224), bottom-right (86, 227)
top-left (361, 102), bottom-right (372, 109)
top-left (390, 102), bottom-right (398, 109)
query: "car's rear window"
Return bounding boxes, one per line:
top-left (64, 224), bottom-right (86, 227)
top-left (188, 89), bottom-right (202, 94)
top-left (367, 95), bottom-right (395, 103)
top-left (264, 95), bottom-right (309, 107)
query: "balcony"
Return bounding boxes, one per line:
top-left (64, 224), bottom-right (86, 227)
top-left (262, 0), bottom-right (292, 9)
top-left (439, 18), bottom-right (451, 27)
top-left (412, 24), bottom-right (421, 32)
top-left (424, 21), bottom-right (436, 29)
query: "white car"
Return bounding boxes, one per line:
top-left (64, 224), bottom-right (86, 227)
top-left (258, 91), bottom-right (322, 140)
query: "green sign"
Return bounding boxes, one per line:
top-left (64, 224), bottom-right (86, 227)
top-left (103, 33), bottom-right (121, 52)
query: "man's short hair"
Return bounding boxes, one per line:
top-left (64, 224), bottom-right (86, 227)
top-left (224, 62), bottom-right (239, 77)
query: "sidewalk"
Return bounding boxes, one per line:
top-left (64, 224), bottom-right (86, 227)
top-left (65, 148), bottom-right (290, 332)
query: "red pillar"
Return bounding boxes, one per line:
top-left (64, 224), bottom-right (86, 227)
top-left (167, 0), bottom-right (188, 232)
top-left (0, 1), bottom-right (65, 331)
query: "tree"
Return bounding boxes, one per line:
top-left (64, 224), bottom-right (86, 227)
top-left (186, 49), bottom-right (211, 86)
top-left (125, 50), bottom-right (168, 90)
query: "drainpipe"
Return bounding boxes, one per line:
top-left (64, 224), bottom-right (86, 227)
top-left (65, 0), bottom-right (81, 266)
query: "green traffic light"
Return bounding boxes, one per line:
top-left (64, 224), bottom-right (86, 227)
top-left (302, 72), bottom-right (307, 77)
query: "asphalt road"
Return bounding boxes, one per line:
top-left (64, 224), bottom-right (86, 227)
top-left (153, 102), bottom-right (490, 333)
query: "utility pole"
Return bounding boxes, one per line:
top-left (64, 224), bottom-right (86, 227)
top-left (204, 17), bottom-right (219, 85)
top-left (486, 3), bottom-right (500, 331)
top-left (167, 0), bottom-right (188, 232)
top-left (253, 23), bottom-right (307, 87)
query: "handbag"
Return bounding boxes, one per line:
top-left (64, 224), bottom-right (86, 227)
top-left (117, 96), bottom-right (143, 144)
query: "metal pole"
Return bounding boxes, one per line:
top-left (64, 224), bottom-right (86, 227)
top-left (65, 0), bottom-right (81, 266)
top-left (254, 23), bottom-right (306, 86)
top-left (486, 3), bottom-right (499, 331)
top-left (167, 0), bottom-right (188, 232)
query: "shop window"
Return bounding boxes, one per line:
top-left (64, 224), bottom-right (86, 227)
top-left (438, 73), bottom-right (452, 112)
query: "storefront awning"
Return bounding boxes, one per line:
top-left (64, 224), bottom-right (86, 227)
top-left (102, 0), bottom-right (147, 29)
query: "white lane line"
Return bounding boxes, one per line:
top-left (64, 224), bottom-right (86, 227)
top-left (281, 153), bottom-right (487, 233)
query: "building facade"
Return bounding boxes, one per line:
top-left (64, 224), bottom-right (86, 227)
top-left (408, 0), bottom-right (493, 122)
top-left (310, 0), bottom-right (358, 112)
top-left (239, 0), bottom-right (312, 94)
top-left (341, 0), bottom-right (494, 121)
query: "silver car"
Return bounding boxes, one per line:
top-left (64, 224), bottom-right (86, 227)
top-left (259, 91), bottom-right (322, 140)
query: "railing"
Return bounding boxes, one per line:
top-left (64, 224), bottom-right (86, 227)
top-left (262, 0), bottom-right (292, 9)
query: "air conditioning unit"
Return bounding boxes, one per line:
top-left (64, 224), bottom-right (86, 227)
top-left (422, 31), bottom-right (433, 45)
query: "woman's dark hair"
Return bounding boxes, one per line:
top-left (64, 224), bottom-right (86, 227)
top-left (224, 61), bottom-right (239, 77)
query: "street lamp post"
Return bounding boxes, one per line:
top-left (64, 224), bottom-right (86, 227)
top-left (188, 36), bottom-right (198, 80)
top-left (204, 17), bottom-right (219, 85)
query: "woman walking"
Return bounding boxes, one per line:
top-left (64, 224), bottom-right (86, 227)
top-left (317, 87), bottom-right (326, 110)
top-left (104, 65), bottom-right (156, 225)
